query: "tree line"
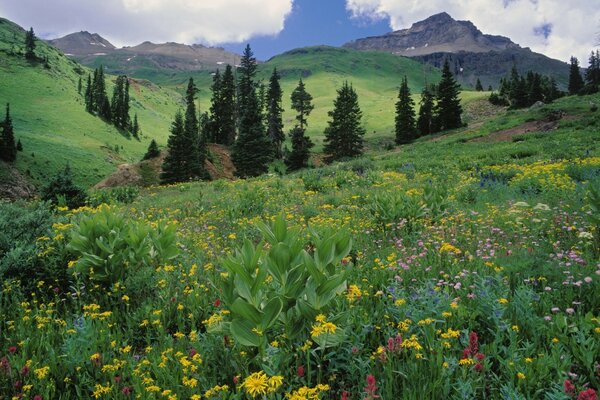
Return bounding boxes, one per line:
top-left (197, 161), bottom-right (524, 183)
top-left (488, 66), bottom-right (562, 109)
top-left (568, 51), bottom-right (600, 96)
top-left (158, 46), bottom-right (465, 183)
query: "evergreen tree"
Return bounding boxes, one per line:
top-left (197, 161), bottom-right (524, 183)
top-left (41, 164), bottom-right (86, 208)
top-left (526, 71), bottom-right (544, 105)
top-left (395, 76), bottom-right (417, 144)
top-left (417, 86), bottom-right (435, 136)
top-left (475, 78), bottom-right (484, 91)
top-left (488, 85), bottom-right (493, 91)
top-left (585, 50), bottom-right (600, 87)
top-left (323, 82), bottom-right (365, 163)
top-left (160, 111), bottom-right (187, 184)
top-left (266, 68), bottom-right (285, 159)
top-left (84, 74), bottom-right (93, 112)
top-left (231, 44), bottom-right (272, 177)
top-left (131, 113), bottom-right (140, 139)
top-left (568, 56), bottom-right (585, 95)
top-left (78, 77), bottom-right (82, 95)
top-left (183, 78), bottom-right (208, 180)
top-left (0, 104), bottom-right (17, 162)
top-left (16, 138), bottom-right (22, 152)
top-left (435, 59), bottom-right (463, 130)
top-left (111, 75), bottom-right (130, 130)
top-left (508, 66), bottom-right (528, 109)
top-left (208, 69), bottom-right (222, 143)
top-left (220, 65), bottom-right (237, 145)
top-left (24, 27), bottom-right (36, 60)
top-left (286, 79), bottom-right (314, 171)
top-left (143, 139), bottom-right (160, 160)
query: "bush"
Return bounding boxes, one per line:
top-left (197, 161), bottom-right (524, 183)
top-left (41, 164), bottom-right (86, 208)
top-left (87, 186), bottom-right (139, 207)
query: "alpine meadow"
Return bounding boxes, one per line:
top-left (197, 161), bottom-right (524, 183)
top-left (0, 3), bottom-right (600, 400)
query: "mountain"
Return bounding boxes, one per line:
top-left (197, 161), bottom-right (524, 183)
top-left (344, 12), bottom-right (570, 89)
top-left (49, 32), bottom-right (241, 80)
top-left (48, 31), bottom-right (116, 56)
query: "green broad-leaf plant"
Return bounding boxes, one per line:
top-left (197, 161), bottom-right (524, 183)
top-left (213, 214), bottom-right (352, 356)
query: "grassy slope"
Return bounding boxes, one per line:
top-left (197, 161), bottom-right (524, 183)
top-left (0, 18), bottom-right (181, 187)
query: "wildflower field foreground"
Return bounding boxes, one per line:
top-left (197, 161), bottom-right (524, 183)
top-left (1, 94), bottom-right (600, 399)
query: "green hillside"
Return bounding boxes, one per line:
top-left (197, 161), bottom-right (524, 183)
top-left (0, 18), bottom-right (182, 187)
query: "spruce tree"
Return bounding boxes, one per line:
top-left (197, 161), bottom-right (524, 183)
top-left (417, 86), bottom-right (435, 136)
top-left (221, 65), bottom-right (237, 145)
top-left (41, 164), bottom-right (86, 208)
top-left (475, 78), bottom-right (483, 91)
top-left (395, 76), bottom-right (417, 144)
top-left (286, 79), bottom-right (314, 171)
top-left (0, 103), bottom-right (17, 162)
top-left (160, 111), bottom-right (186, 184)
top-left (78, 77), bottom-right (82, 95)
top-left (208, 69), bottom-right (222, 143)
top-left (131, 113), bottom-right (140, 139)
top-left (183, 78), bottom-right (208, 180)
top-left (585, 50), bottom-right (600, 87)
top-left (435, 59), bottom-right (463, 130)
top-left (266, 68), bottom-right (285, 159)
top-left (84, 74), bottom-right (93, 112)
top-left (323, 82), bottom-right (365, 163)
top-left (16, 139), bottom-right (23, 152)
top-left (568, 56), bottom-right (585, 95)
top-left (24, 27), bottom-right (36, 60)
top-left (232, 44), bottom-right (272, 177)
top-left (143, 139), bottom-right (160, 160)
top-left (111, 75), bottom-right (130, 130)
top-left (526, 71), bottom-right (544, 105)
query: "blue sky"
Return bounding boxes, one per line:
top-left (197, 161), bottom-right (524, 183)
top-left (220, 0), bottom-right (390, 60)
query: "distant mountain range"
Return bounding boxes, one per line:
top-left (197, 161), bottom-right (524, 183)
top-left (344, 12), bottom-right (570, 89)
top-left (48, 31), bottom-right (241, 76)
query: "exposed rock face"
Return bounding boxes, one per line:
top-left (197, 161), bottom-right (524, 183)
top-left (49, 31), bottom-right (116, 56)
top-left (344, 12), bottom-right (569, 89)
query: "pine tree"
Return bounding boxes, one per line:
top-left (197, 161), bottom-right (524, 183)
top-left (143, 139), bottom-right (160, 160)
top-left (183, 78), bottom-right (208, 180)
top-left (160, 111), bottom-right (186, 184)
top-left (266, 68), bottom-right (285, 159)
top-left (395, 76), bottom-right (417, 144)
top-left (286, 79), bottom-right (314, 171)
top-left (41, 164), bottom-right (86, 208)
top-left (323, 82), bottom-right (365, 163)
top-left (84, 74), bottom-right (93, 112)
top-left (111, 75), bottom-right (130, 130)
top-left (232, 44), bottom-right (272, 177)
top-left (24, 27), bottom-right (36, 60)
top-left (131, 113), bottom-right (140, 139)
top-left (435, 59), bottom-right (463, 130)
top-left (475, 78), bottom-right (483, 91)
top-left (78, 77), bottom-right (82, 95)
top-left (208, 69), bottom-right (222, 143)
top-left (526, 71), bottom-right (544, 105)
top-left (16, 138), bottom-right (23, 152)
top-left (0, 103), bottom-right (17, 162)
top-left (417, 86), bottom-right (435, 136)
top-left (585, 50), bottom-right (600, 87)
top-left (221, 65), bottom-right (237, 145)
top-left (568, 56), bottom-right (585, 95)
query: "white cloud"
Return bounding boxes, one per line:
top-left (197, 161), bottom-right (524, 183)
top-left (345, 0), bottom-right (600, 63)
top-left (0, 0), bottom-right (293, 46)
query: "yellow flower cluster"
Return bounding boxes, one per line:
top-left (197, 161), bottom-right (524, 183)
top-left (439, 242), bottom-right (462, 255)
top-left (310, 315), bottom-right (337, 338)
top-left (204, 384), bottom-right (229, 397)
top-left (286, 384), bottom-right (330, 400)
top-left (240, 371), bottom-right (284, 398)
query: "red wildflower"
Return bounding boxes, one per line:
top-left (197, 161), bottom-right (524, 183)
top-left (122, 386), bottom-right (132, 396)
top-left (474, 363), bottom-right (483, 372)
top-left (469, 331), bottom-right (479, 354)
top-left (364, 374), bottom-right (380, 399)
top-left (341, 391), bottom-right (350, 400)
top-left (0, 357), bottom-right (9, 373)
top-left (475, 353), bottom-right (485, 362)
top-left (8, 346), bottom-right (17, 354)
top-left (14, 380), bottom-right (22, 390)
top-left (20, 365), bottom-right (29, 376)
top-left (189, 348), bottom-right (198, 358)
top-left (297, 365), bottom-right (305, 377)
top-left (564, 380), bottom-right (575, 394)
top-left (214, 299), bottom-right (221, 307)
top-left (114, 375), bottom-right (121, 384)
top-left (578, 389), bottom-right (598, 400)
top-left (33, 395), bottom-right (42, 400)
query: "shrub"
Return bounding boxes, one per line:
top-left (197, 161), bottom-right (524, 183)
top-left (41, 164), bottom-right (87, 208)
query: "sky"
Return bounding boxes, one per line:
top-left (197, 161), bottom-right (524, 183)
top-left (0, 0), bottom-right (598, 63)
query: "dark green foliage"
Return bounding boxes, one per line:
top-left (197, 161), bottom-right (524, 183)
top-left (584, 50), bottom-right (600, 93)
top-left (286, 79), bottom-right (314, 171)
top-left (131, 113), bottom-right (140, 139)
top-left (41, 164), bottom-right (87, 208)
top-left (183, 78), bottom-right (208, 180)
top-left (0, 103), bottom-right (17, 162)
top-left (475, 78), bottom-right (483, 91)
top-left (266, 68), bottom-right (285, 159)
top-left (160, 111), bottom-right (187, 184)
top-left (24, 27), bottom-right (36, 60)
top-left (208, 66), bottom-right (237, 145)
top-left (16, 138), bottom-right (22, 151)
top-left (417, 86), bottom-right (435, 136)
top-left (111, 75), bottom-right (131, 131)
top-left (435, 59), bottom-right (463, 131)
top-left (488, 85), bottom-right (493, 91)
top-left (84, 74), bottom-right (93, 112)
top-left (77, 77), bottom-right (82, 95)
top-left (86, 66), bottom-right (111, 120)
top-left (395, 76), bottom-right (417, 144)
top-left (232, 45), bottom-right (273, 177)
top-left (0, 202), bottom-right (68, 294)
top-left (568, 56), bottom-right (585, 95)
top-left (142, 139), bottom-right (160, 161)
top-left (323, 82), bottom-right (365, 163)
top-left (494, 67), bottom-right (564, 108)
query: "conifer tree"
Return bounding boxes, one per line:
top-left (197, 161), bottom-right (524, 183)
top-left (41, 164), bottom-right (86, 208)
top-left (232, 44), bottom-right (272, 177)
top-left (183, 78), bottom-right (208, 180)
top-left (395, 76), bottom-right (417, 144)
top-left (266, 68), bottom-right (285, 159)
top-left (84, 74), bottom-right (93, 112)
top-left (585, 50), bottom-right (600, 87)
top-left (221, 65), bottom-right (237, 145)
top-left (143, 139), bottom-right (160, 160)
top-left (323, 82), bottom-right (365, 163)
top-left (160, 111), bottom-right (186, 184)
top-left (208, 69), bottom-right (222, 143)
top-left (435, 59), bottom-right (463, 130)
top-left (286, 79), bottom-right (314, 171)
top-left (111, 75), bottom-right (130, 130)
top-left (475, 78), bottom-right (484, 91)
top-left (0, 103), bottom-right (17, 162)
top-left (16, 139), bottom-right (23, 152)
top-left (568, 56), bottom-right (585, 95)
top-left (417, 86), bottom-right (435, 136)
top-left (131, 113), bottom-right (140, 139)
top-left (78, 77), bottom-right (82, 95)
top-left (24, 27), bottom-right (36, 60)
